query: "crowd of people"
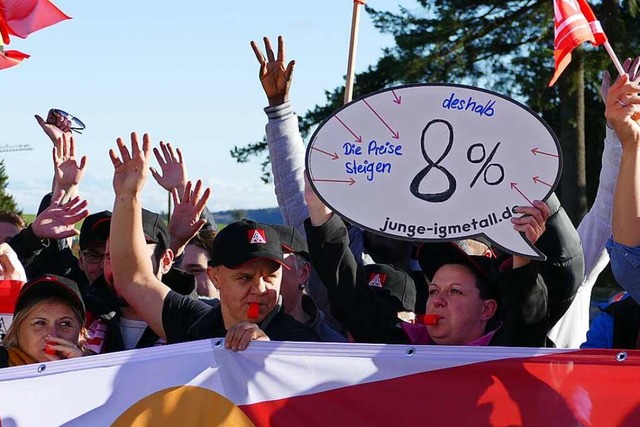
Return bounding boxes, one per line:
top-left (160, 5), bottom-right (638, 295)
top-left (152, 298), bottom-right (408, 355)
top-left (0, 36), bottom-right (639, 368)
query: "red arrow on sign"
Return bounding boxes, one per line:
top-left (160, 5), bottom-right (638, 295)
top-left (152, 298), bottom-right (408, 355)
top-left (531, 148), bottom-right (559, 158)
top-left (312, 147), bottom-right (339, 160)
top-left (334, 115), bottom-right (363, 143)
top-left (313, 177), bottom-right (356, 186)
top-left (510, 182), bottom-right (533, 205)
top-left (532, 176), bottom-right (553, 187)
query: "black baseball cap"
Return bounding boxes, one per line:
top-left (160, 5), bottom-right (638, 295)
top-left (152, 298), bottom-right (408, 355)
top-left (417, 242), bottom-right (500, 287)
top-left (79, 210), bottom-right (112, 250)
top-left (92, 208), bottom-right (169, 251)
top-left (208, 219), bottom-right (289, 270)
top-left (15, 275), bottom-right (86, 322)
top-left (270, 224), bottom-right (309, 260)
top-left (363, 263), bottom-right (416, 312)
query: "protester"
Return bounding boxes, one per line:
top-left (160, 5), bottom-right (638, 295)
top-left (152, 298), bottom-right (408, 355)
top-left (1, 274), bottom-right (90, 367)
top-left (77, 210), bottom-right (111, 285)
top-left (178, 227), bottom-right (220, 300)
top-left (549, 57), bottom-right (640, 348)
top-left (271, 224), bottom-right (346, 342)
top-left (82, 208), bottom-right (198, 353)
top-left (108, 133), bottom-right (318, 352)
top-left (581, 67), bottom-right (640, 349)
top-left (252, 35), bottom-right (364, 333)
top-left (0, 211), bottom-right (25, 244)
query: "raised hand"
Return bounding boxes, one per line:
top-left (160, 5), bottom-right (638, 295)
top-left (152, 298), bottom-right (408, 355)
top-left (52, 133), bottom-right (87, 197)
top-left (605, 74), bottom-right (640, 148)
top-left (150, 141), bottom-right (188, 197)
top-left (109, 132), bottom-right (151, 196)
top-left (168, 180), bottom-right (211, 254)
top-left (31, 190), bottom-right (89, 240)
top-left (250, 35), bottom-right (295, 107)
top-left (35, 109), bottom-right (73, 145)
top-left (0, 243), bottom-right (26, 282)
top-left (601, 57), bottom-right (640, 102)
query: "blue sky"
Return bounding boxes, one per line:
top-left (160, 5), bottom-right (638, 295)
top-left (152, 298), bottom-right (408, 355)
top-left (1, 1), bottom-right (417, 214)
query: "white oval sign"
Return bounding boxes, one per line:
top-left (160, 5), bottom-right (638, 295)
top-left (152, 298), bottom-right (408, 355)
top-left (306, 84), bottom-right (562, 260)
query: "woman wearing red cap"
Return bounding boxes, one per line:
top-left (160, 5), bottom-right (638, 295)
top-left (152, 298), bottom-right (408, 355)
top-left (0, 274), bottom-right (90, 367)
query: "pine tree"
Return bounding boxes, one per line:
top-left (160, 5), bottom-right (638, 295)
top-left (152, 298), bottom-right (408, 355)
top-left (0, 159), bottom-right (20, 212)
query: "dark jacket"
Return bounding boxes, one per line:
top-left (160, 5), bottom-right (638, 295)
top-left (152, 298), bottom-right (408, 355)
top-left (534, 193), bottom-right (584, 329)
top-left (305, 214), bottom-right (413, 344)
top-left (306, 214), bottom-right (549, 347)
top-left (7, 193), bottom-right (88, 289)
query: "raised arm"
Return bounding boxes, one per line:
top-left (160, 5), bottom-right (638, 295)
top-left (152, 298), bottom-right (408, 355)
top-left (606, 72), bottom-right (640, 302)
top-left (251, 36), bottom-right (307, 234)
top-left (609, 75), bottom-right (640, 245)
top-left (109, 133), bottom-right (170, 339)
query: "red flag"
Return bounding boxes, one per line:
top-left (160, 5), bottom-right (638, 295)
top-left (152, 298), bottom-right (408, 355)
top-left (549, 0), bottom-right (607, 86)
top-left (0, 0), bottom-right (70, 40)
top-left (0, 48), bottom-right (29, 69)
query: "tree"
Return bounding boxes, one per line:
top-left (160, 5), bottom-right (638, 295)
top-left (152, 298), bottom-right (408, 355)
top-left (0, 159), bottom-right (19, 212)
top-left (231, 0), bottom-right (639, 223)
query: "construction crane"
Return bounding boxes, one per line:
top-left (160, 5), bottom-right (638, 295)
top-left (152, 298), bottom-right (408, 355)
top-left (0, 144), bottom-right (34, 153)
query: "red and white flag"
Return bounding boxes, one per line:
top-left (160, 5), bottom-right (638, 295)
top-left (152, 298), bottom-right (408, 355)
top-left (0, 0), bottom-right (70, 40)
top-left (549, 0), bottom-right (607, 86)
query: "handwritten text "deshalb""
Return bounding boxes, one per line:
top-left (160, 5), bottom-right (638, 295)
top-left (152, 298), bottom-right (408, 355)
top-left (442, 92), bottom-right (496, 117)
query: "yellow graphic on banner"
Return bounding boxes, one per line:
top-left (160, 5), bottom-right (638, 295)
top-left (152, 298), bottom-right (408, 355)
top-left (113, 386), bottom-right (255, 427)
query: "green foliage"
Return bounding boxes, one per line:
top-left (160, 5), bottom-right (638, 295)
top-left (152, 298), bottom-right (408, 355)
top-left (0, 160), bottom-right (20, 213)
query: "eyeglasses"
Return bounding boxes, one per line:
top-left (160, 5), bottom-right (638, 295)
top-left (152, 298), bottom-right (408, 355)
top-left (81, 251), bottom-right (104, 264)
top-left (51, 109), bottom-right (86, 134)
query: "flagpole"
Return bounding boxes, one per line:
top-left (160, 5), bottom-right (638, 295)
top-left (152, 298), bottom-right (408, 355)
top-left (603, 41), bottom-right (626, 76)
top-left (344, 0), bottom-right (366, 105)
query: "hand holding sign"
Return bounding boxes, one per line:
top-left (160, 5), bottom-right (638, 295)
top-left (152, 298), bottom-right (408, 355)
top-left (306, 84), bottom-right (562, 260)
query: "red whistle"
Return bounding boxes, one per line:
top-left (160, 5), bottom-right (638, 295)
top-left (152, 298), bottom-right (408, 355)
top-left (247, 302), bottom-right (259, 320)
top-left (420, 314), bottom-right (440, 325)
top-left (44, 345), bottom-right (57, 355)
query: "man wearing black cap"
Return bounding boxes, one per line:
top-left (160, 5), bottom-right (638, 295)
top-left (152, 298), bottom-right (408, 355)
top-left (108, 134), bottom-right (318, 351)
top-left (77, 210), bottom-right (112, 285)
